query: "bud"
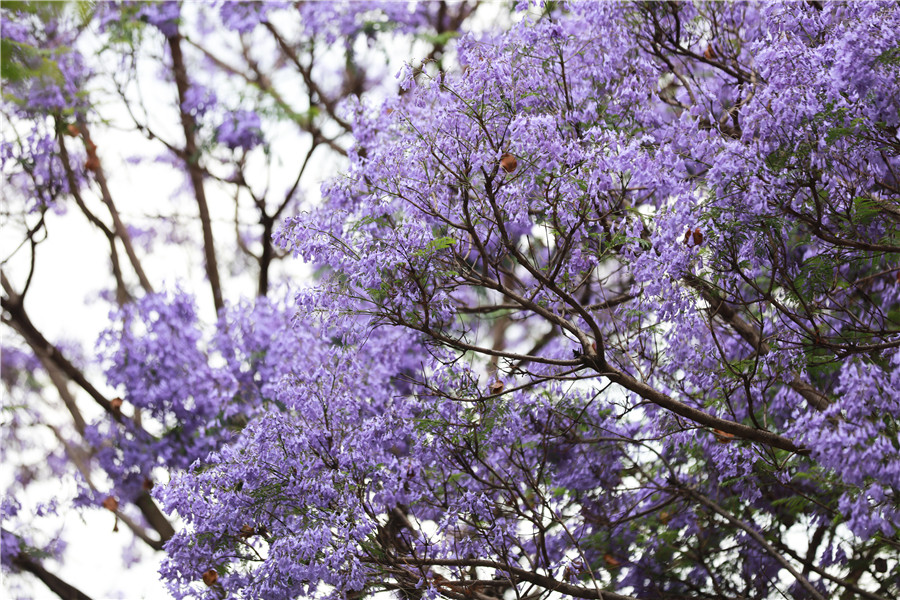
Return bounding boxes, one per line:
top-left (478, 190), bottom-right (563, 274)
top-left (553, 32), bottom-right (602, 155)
top-left (500, 153), bottom-right (517, 173)
top-left (202, 569), bottom-right (218, 587)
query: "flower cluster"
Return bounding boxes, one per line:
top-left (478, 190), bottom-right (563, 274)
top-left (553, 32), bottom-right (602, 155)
top-left (216, 110), bottom-right (263, 152)
top-left (3, 2), bottom-right (898, 599)
top-left (269, 1), bottom-right (899, 597)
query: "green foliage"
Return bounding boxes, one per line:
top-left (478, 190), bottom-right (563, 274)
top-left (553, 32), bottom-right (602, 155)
top-left (875, 46), bottom-right (900, 66)
top-left (792, 254), bottom-right (834, 303)
top-left (417, 30), bottom-right (459, 47)
top-left (851, 196), bottom-right (882, 226)
top-left (411, 235), bottom-right (456, 258)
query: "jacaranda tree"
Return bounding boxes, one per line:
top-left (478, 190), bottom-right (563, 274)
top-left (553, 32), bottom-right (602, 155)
top-left (2, 2), bottom-right (899, 600)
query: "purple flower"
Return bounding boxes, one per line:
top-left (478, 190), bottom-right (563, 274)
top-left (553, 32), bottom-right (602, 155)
top-left (218, 1), bottom-right (289, 34)
top-left (137, 2), bottom-right (180, 37)
top-left (217, 110), bottom-right (263, 151)
top-left (180, 83), bottom-right (216, 117)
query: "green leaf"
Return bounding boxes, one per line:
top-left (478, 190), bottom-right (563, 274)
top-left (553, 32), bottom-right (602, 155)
top-left (851, 196), bottom-right (881, 225)
top-left (417, 30), bottom-right (460, 47)
top-left (875, 46), bottom-right (900, 66)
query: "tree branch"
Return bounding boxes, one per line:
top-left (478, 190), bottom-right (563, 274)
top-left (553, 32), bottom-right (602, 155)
top-left (10, 549), bottom-right (93, 600)
top-left (167, 32), bottom-right (224, 314)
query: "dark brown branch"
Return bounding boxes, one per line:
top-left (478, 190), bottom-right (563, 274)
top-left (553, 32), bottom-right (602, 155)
top-left (603, 366), bottom-right (806, 454)
top-left (57, 129), bottom-right (133, 302)
top-left (2, 277), bottom-right (176, 546)
top-left (167, 32), bottom-right (224, 314)
top-left (38, 357), bottom-right (87, 435)
top-left (11, 550), bottom-right (93, 600)
top-left (391, 556), bottom-right (639, 600)
top-left (684, 487), bottom-right (826, 600)
top-left (263, 22), bottom-right (354, 133)
top-left (75, 119), bottom-right (155, 295)
top-left (2, 272), bottom-right (120, 420)
top-left (134, 492), bottom-right (175, 544)
top-left (684, 275), bottom-right (830, 411)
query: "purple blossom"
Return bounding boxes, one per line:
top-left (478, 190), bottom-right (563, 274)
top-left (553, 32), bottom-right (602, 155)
top-left (180, 82), bottom-right (216, 117)
top-left (218, 1), bottom-right (289, 34)
top-left (217, 110), bottom-right (263, 151)
top-left (3, 2), bottom-right (899, 599)
top-left (137, 1), bottom-right (180, 37)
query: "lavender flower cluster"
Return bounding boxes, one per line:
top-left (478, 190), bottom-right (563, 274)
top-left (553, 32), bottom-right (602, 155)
top-left (2, 1), bottom-right (898, 599)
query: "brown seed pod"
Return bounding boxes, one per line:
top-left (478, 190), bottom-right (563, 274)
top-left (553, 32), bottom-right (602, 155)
top-left (101, 496), bottom-right (119, 512)
top-left (202, 569), bottom-right (218, 587)
top-left (692, 228), bottom-right (703, 246)
top-left (84, 155), bottom-right (101, 173)
top-left (66, 124), bottom-right (81, 137)
top-left (239, 524), bottom-right (255, 538)
top-left (488, 380), bottom-right (504, 395)
top-left (703, 44), bottom-right (717, 60)
top-left (142, 478), bottom-right (154, 491)
top-left (110, 397), bottom-right (123, 412)
top-left (683, 230), bottom-right (692, 245)
top-left (603, 553), bottom-right (623, 568)
top-left (500, 153), bottom-right (517, 173)
top-left (713, 429), bottom-right (735, 443)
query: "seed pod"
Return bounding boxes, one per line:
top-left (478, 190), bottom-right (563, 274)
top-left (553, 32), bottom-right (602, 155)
top-left (101, 496), bottom-right (119, 512)
top-left (489, 380), bottom-right (504, 395)
top-left (84, 155), bottom-right (101, 173)
top-left (142, 478), bottom-right (154, 491)
top-left (239, 524), bottom-right (254, 538)
top-left (703, 44), bottom-right (717, 59)
top-left (713, 429), bottom-right (735, 443)
top-left (66, 124), bottom-right (80, 137)
top-left (500, 153), bottom-right (517, 173)
top-left (202, 569), bottom-right (218, 587)
top-left (683, 230), bottom-right (692, 245)
top-left (692, 228), bottom-right (703, 246)
top-left (110, 397), bottom-right (123, 412)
